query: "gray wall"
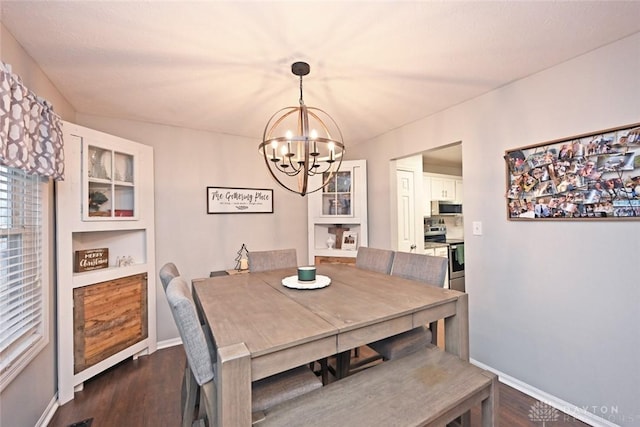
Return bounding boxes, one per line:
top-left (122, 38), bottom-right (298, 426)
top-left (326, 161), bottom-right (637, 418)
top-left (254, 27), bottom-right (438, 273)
top-left (2, 17), bottom-right (638, 427)
top-left (350, 33), bottom-right (640, 426)
top-left (0, 24), bottom-right (75, 427)
top-left (75, 114), bottom-right (311, 343)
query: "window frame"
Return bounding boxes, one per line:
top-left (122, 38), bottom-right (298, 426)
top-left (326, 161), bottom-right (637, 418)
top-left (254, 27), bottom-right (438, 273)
top-left (0, 165), bottom-right (49, 392)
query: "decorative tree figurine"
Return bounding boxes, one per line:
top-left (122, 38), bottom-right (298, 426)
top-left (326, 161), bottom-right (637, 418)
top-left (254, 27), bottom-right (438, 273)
top-left (234, 243), bottom-right (249, 271)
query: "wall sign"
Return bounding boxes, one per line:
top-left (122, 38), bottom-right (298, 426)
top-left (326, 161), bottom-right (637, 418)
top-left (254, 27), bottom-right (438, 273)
top-left (74, 248), bottom-right (109, 272)
top-left (207, 187), bottom-right (274, 214)
top-left (505, 123), bottom-right (640, 220)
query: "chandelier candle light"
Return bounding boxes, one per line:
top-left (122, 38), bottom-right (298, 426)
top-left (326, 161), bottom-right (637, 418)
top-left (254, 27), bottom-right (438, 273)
top-left (259, 62), bottom-right (345, 196)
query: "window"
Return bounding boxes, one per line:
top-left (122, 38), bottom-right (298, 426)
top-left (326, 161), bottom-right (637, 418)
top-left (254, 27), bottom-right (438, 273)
top-left (0, 165), bottom-right (48, 391)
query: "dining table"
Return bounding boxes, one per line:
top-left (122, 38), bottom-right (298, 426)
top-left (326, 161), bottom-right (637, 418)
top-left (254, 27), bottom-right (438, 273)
top-left (192, 263), bottom-right (469, 426)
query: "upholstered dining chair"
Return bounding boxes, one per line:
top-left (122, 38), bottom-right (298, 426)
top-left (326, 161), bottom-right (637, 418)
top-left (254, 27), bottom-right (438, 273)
top-left (368, 252), bottom-right (448, 361)
top-left (246, 249), bottom-right (330, 384)
top-left (355, 246), bottom-right (395, 274)
top-left (159, 262), bottom-right (323, 427)
top-left (247, 248), bottom-right (298, 272)
top-left (159, 262), bottom-right (202, 426)
top-left (348, 247), bottom-right (396, 370)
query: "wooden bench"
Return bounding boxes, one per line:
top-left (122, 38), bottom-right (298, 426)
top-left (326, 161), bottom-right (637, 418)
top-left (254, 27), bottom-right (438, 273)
top-left (253, 346), bottom-right (498, 427)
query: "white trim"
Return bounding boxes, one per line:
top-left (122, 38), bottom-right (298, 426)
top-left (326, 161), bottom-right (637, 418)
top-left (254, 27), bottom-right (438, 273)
top-left (35, 394), bottom-right (58, 427)
top-left (470, 358), bottom-right (620, 427)
top-left (157, 337), bottom-right (182, 350)
top-left (0, 173), bottom-right (50, 392)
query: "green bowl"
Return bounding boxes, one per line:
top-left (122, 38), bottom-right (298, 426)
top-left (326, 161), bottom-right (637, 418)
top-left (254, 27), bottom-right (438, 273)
top-left (297, 266), bottom-right (316, 281)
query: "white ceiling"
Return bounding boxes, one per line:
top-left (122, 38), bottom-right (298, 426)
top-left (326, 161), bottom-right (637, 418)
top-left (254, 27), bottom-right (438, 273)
top-left (2, 1), bottom-right (640, 149)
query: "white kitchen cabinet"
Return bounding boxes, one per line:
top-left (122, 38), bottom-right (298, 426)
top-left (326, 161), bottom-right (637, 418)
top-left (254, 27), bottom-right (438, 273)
top-left (433, 245), bottom-right (449, 288)
top-left (455, 179), bottom-right (464, 204)
top-left (307, 160), bottom-right (368, 264)
top-left (56, 122), bottom-right (156, 404)
top-left (433, 246), bottom-right (448, 258)
top-left (430, 176), bottom-right (456, 201)
top-left (424, 173), bottom-right (462, 202)
top-left (423, 175), bottom-right (432, 217)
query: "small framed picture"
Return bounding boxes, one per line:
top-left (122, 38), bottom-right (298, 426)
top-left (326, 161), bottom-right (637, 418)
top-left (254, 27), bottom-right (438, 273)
top-left (341, 231), bottom-right (358, 250)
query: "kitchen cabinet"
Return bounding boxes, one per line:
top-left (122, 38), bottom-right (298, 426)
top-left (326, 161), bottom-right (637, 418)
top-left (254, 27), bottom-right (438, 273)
top-left (455, 179), bottom-right (464, 204)
top-left (423, 242), bottom-right (449, 286)
top-left (56, 122), bottom-right (156, 404)
top-left (434, 246), bottom-right (448, 258)
top-left (430, 176), bottom-right (456, 201)
top-left (423, 175), bottom-right (432, 217)
top-left (307, 160), bottom-right (367, 264)
top-left (424, 173), bottom-right (462, 203)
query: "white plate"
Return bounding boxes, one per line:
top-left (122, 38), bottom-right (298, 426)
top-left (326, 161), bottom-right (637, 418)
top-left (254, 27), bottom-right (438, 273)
top-left (281, 275), bottom-right (331, 290)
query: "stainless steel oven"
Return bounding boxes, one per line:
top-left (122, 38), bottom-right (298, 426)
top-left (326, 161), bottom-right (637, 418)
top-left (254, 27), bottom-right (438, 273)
top-left (423, 221), bottom-right (465, 292)
top-left (447, 241), bottom-right (465, 292)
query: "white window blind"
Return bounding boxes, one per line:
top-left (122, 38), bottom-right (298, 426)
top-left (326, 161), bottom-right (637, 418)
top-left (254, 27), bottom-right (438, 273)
top-left (0, 165), bottom-right (44, 390)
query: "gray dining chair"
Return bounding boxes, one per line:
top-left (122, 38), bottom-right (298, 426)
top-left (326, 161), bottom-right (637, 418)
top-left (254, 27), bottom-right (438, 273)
top-left (159, 262), bottom-right (323, 427)
top-left (245, 250), bottom-right (330, 384)
top-left (159, 262), bottom-right (201, 426)
top-left (368, 252), bottom-right (448, 361)
top-left (349, 247), bottom-right (396, 370)
top-left (247, 248), bottom-right (298, 272)
top-left (355, 247), bottom-right (395, 274)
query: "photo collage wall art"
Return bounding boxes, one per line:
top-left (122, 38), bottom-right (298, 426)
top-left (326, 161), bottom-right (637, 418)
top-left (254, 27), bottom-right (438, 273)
top-left (505, 123), bottom-right (640, 219)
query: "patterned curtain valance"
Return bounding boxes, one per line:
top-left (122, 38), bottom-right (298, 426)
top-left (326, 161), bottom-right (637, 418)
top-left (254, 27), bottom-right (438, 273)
top-left (0, 61), bottom-right (64, 180)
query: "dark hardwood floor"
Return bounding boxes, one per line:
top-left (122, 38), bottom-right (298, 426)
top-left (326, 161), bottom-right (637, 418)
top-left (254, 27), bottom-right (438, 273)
top-left (49, 345), bottom-right (590, 427)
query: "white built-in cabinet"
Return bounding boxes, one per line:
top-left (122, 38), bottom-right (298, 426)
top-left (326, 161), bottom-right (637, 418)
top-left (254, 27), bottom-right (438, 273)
top-left (56, 122), bottom-right (156, 404)
top-left (307, 160), bottom-right (368, 265)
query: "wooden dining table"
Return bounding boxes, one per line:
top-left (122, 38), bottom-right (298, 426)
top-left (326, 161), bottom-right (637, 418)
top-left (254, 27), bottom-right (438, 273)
top-left (192, 263), bottom-right (469, 426)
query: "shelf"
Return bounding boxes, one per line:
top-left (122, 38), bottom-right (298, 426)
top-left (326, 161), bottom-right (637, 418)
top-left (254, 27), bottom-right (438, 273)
top-left (308, 160), bottom-right (368, 264)
top-left (312, 217), bottom-right (362, 224)
top-left (313, 248), bottom-right (358, 258)
top-left (84, 143), bottom-right (136, 220)
top-left (56, 122), bottom-right (156, 404)
top-left (72, 264), bottom-right (149, 288)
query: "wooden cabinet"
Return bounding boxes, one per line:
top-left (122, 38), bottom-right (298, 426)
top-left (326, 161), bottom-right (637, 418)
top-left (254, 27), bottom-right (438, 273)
top-left (314, 256), bottom-right (357, 265)
top-left (56, 122), bottom-right (156, 404)
top-left (307, 160), bottom-right (368, 265)
top-left (73, 273), bottom-right (148, 373)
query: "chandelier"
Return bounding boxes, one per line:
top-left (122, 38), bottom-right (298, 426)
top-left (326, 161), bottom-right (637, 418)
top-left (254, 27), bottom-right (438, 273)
top-left (259, 62), bottom-right (345, 196)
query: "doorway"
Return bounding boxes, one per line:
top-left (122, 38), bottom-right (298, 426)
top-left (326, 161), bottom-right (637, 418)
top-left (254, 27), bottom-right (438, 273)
top-left (391, 142), bottom-right (463, 252)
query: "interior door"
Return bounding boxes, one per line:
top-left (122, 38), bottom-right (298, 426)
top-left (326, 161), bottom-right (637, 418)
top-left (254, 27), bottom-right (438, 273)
top-left (396, 169), bottom-right (417, 253)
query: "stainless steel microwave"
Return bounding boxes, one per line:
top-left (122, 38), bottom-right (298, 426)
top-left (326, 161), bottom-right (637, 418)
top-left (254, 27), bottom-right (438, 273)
top-left (431, 201), bottom-right (463, 215)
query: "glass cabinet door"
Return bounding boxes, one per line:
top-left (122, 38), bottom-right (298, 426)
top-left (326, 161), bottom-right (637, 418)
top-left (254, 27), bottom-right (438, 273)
top-left (84, 144), bottom-right (136, 220)
top-left (322, 170), bottom-right (352, 217)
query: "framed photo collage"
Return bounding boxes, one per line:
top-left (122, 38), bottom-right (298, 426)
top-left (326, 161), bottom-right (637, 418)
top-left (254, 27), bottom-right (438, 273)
top-left (505, 123), bottom-right (640, 220)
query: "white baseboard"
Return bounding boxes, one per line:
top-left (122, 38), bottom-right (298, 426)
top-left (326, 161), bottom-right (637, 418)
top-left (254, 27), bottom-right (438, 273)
top-left (157, 337), bottom-right (182, 350)
top-left (36, 394), bottom-right (58, 427)
top-left (470, 358), bottom-right (620, 427)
